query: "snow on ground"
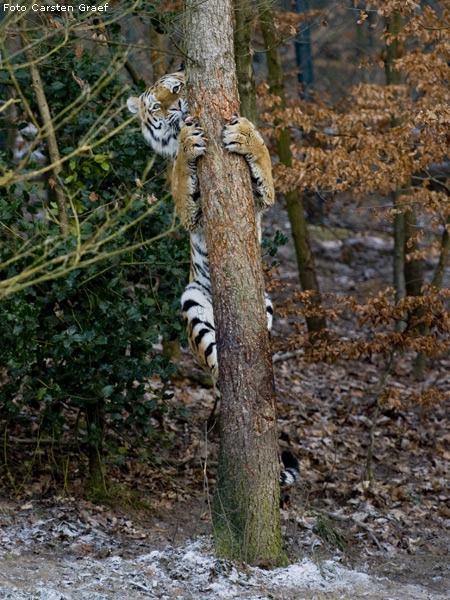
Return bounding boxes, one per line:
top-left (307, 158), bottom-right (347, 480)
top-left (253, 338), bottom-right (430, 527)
top-left (1, 538), bottom-right (448, 600)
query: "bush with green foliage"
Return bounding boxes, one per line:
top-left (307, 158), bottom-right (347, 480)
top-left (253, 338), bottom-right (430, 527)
top-left (0, 15), bottom-right (189, 490)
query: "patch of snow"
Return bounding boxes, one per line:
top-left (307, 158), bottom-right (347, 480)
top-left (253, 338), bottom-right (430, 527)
top-left (1, 537), bottom-right (448, 600)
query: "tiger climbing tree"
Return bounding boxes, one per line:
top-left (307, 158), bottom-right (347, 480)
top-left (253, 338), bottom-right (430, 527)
top-left (183, 0), bottom-right (288, 566)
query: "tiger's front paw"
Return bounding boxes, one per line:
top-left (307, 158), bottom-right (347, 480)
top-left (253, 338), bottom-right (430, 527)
top-left (223, 114), bottom-right (275, 210)
top-left (223, 115), bottom-right (262, 157)
top-left (180, 118), bottom-right (207, 160)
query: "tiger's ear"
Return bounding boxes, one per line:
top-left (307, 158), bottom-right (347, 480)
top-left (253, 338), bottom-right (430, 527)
top-left (127, 96), bottom-right (140, 114)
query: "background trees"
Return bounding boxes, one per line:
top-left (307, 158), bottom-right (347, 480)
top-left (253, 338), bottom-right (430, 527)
top-left (266, 0), bottom-right (449, 373)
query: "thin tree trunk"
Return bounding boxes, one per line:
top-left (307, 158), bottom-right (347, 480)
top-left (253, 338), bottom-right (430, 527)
top-left (184, 0), bottom-right (287, 566)
top-left (385, 12), bottom-right (405, 307)
top-left (414, 214), bottom-right (450, 378)
top-left (404, 201), bottom-right (423, 298)
top-left (21, 32), bottom-right (70, 237)
top-left (366, 350), bottom-right (395, 487)
top-left (85, 398), bottom-right (106, 496)
top-left (259, 2), bottom-right (326, 335)
top-left (385, 14), bottom-right (425, 375)
top-left (149, 23), bottom-right (166, 81)
top-left (355, 1), bottom-right (374, 84)
top-left (124, 59), bottom-right (141, 86)
top-left (392, 194), bottom-right (407, 304)
top-left (432, 216), bottom-right (450, 289)
top-left (294, 0), bottom-right (314, 100)
top-left (234, 0), bottom-right (258, 124)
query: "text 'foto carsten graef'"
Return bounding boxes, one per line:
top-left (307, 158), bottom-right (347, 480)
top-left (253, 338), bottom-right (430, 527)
top-left (3, 3), bottom-right (109, 12)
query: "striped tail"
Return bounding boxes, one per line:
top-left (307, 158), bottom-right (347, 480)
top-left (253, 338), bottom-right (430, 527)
top-left (280, 451), bottom-right (300, 487)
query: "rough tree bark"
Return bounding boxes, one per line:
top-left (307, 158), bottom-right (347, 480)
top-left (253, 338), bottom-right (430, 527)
top-left (259, 1), bottom-right (326, 335)
top-left (183, 0), bottom-right (287, 566)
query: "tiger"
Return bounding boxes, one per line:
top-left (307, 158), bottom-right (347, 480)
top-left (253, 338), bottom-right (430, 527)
top-left (127, 71), bottom-right (299, 490)
top-left (127, 70), bottom-right (275, 390)
top-left (126, 70), bottom-right (186, 159)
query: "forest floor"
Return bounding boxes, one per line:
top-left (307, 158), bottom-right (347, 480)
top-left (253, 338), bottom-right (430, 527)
top-left (1, 199), bottom-right (449, 599)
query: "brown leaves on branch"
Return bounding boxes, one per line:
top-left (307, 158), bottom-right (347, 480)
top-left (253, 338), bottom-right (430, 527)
top-left (271, 9), bottom-right (321, 38)
top-left (275, 286), bottom-right (449, 364)
top-left (261, 4), bottom-right (449, 211)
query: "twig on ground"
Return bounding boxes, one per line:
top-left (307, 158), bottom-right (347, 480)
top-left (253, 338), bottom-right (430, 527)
top-left (311, 506), bottom-right (384, 552)
top-left (272, 349), bottom-right (305, 363)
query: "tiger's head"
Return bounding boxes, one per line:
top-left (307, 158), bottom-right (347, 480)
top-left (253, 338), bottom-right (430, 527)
top-left (127, 71), bottom-right (187, 159)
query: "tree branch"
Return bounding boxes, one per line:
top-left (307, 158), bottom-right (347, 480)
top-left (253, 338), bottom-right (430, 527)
top-left (21, 30), bottom-right (70, 236)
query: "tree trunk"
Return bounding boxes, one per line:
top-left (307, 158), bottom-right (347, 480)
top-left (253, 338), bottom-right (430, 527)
top-left (183, 0), bottom-right (287, 566)
top-left (385, 12), bottom-right (406, 307)
top-left (149, 22), bottom-right (166, 81)
top-left (432, 216), bottom-right (450, 289)
top-left (294, 0), bottom-right (314, 100)
top-left (259, 2), bottom-right (326, 335)
top-left (385, 13), bottom-right (425, 373)
top-left (410, 206), bottom-right (446, 379)
top-left (392, 194), bottom-right (407, 305)
top-left (404, 202), bottom-right (423, 298)
top-left (234, 0), bottom-right (258, 124)
top-left (385, 13), bottom-right (424, 302)
top-left (414, 215), bottom-right (450, 377)
top-left (408, 205), bottom-right (427, 379)
top-left (85, 398), bottom-right (106, 496)
top-left (356, 1), bottom-right (375, 83)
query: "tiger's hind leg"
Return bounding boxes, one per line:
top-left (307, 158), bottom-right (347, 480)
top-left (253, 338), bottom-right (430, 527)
top-left (181, 282), bottom-right (217, 385)
top-left (181, 279), bottom-right (220, 426)
top-left (223, 117), bottom-right (275, 333)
